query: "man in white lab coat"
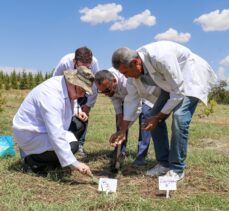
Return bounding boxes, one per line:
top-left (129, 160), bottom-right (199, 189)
top-left (13, 67), bottom-right (94, 176)
top-left (53, 47), bottom-right (99, 157)
top-left (109, 41), bottom-right (217, 181)
top-left (95, 68), bottom-right (159, 166)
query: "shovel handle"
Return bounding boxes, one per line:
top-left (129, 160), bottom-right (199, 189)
top-left (115, 145), bottom-right (121, 169)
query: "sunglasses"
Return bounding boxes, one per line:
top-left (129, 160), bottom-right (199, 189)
top-left (97, 87), bottom-right (111, 94)
top-left (97, 81), bottom-right (113, 94)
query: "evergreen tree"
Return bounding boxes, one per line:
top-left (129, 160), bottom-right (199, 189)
top-left (0, 92), bottom-right (6, 112)
top-left (4, 74), bottom-right (11, 90)
top-left (45, 72), bottom-right (48, 80)
top-left (28, 72), bottom-right (35, 89)
top-left (0, 70), bottom-right (4, 81)
top-left (0, 77), bottom-right (2, 89)
top-left (34, 72), bottom-right (44, 86)
top-left (10, 70), bottom-right (18, 89)
top-left (19, 70), bottom-right (28, 89)
top-left (17, 72), bottom-right (21, 85)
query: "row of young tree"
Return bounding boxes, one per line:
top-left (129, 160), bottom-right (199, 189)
top-left (0, 69), bottom-right (229, 105)
top-left (0, 70), bottom-right (53, 90)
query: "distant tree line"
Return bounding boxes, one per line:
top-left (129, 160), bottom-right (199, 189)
top-left (208, 80), bottom-right (229, 104)
top-left (0, 70), bottom-right (53, 90)
top-left (0, 69), bottom-right (228, 105)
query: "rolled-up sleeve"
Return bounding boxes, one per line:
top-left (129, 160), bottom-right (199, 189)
top-left (111, 97), bottom-right (123, 115)
top-left (123, 79), bottom-right (142, 121)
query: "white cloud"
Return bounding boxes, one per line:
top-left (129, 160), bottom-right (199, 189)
top-left (154, 28), bottom-right (191, 43)
top-left (110, 9), bottom-right (156, 31)
top-left (216, 66), bottom-right (229, 84)
top-left (79, 3), bottom-right (123, 25)
top-left (194, 9), bottom-right (229, 31)
top-left (220, 55), bottom-right (229, 66)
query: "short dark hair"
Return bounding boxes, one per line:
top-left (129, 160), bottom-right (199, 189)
top-left (95, 70), bottom-right (115, 85)
top-left (75, 47), bottom-right (93, 64)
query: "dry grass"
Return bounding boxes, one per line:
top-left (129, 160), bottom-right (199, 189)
top-left (0, 89), bottom-right (229, 210)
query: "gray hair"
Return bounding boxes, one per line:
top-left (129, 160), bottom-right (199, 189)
top-left (95, 70), bottom-right (115, 85)
top-left (112, 47), bottom-right (139, 69)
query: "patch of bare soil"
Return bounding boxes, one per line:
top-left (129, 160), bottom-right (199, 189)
top-left (196, 117), bottom-right (229, 125)
top-left (199, 138), bottom-right (229, 156)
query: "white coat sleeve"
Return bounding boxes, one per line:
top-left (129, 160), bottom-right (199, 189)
top-left (123, 79), bottom-right (142, 121)
top-left (155, 54), bottom-right (185, 114)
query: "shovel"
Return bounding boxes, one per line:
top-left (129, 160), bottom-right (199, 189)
top-left (115, 145), bottom-right (121, 170)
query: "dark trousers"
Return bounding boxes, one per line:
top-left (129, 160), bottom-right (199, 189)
top-left (136, 102), bottom-right (152, 161)
top-left (68, 96), bottom-right (88, 146)
top-left (24, 142), bottom-right (79, 173)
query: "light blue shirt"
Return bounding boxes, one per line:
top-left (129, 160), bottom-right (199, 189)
top-left (13, 76), bottom-right (78, 167)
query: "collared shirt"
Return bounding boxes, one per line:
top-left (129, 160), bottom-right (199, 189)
top-left (140, 64), bottom-right (156, 86)
top-left (126, 40), bottom-right (217, 116)
top-left (53, 53), bottom-right (100, 107)
top-left (108, 67), bottom-right (129, 114)
top-left (13, 76), bottom-right (78, 167)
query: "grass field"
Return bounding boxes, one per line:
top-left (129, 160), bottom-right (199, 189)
top-left (0, 89), bottom-right (229, 211)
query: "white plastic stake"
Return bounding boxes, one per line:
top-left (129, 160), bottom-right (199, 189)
top-left (159, 176), bottom-right (177, 199)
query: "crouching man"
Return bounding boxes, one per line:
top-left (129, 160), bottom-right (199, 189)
top-left (13, 66), bottom-right (94, 176)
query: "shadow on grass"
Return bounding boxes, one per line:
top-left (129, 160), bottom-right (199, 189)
top-left (7, 149), bottom-right (157, 185)
top-left (79, 149), bottom-right (157, 178)
top-left (7, 160), bottom-right (76, 182)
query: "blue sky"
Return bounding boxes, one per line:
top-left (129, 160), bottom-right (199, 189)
top-left (0, 0), bottom-right (229, 82)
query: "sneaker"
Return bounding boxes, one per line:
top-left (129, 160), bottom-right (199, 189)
top-left (146, 164), bottom-right (169, 177)
top-left (133, 159), bottom-right (147, 166)
top-left (78, 145), bottom-right (87, 158)
top-left (164, 170), bottom-right (184, 181)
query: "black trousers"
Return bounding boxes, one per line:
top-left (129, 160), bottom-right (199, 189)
top-left (24, 141), bottom-right (79, 173)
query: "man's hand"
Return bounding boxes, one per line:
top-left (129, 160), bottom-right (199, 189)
top-left (143, 112), bottom-right (167, 131)
top-left (76, 111), bottom-right (88, 122)
top-left (81, 105), bottom-right (91, 115)
top-left (74, 162), bottom-right (92, 176)
top-left (109, 130), bottom-right (126, 147)
top-left (143, 116), bottom-right (160, 131)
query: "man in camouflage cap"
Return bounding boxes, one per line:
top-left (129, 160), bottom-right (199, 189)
top-left (13, 66), bottom-right (95, 176)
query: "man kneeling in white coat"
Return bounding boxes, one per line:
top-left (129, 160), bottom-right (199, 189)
top-left (13, 67), bottom-right (94, 176)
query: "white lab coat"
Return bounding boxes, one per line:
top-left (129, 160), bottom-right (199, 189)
top-left (123, 41), bottom-right (217, 120)
top-left (13, 76), bottom-right (78, 167)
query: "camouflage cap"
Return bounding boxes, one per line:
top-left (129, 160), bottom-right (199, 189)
top-left (64, 66), bottom-right (95, 95)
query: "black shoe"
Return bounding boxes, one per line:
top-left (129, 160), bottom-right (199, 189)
top-left (24, 156), bottom-right (48, 176)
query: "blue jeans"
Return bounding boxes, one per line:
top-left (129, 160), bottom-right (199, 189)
top-left (150, 90), bottom-right (199, 173)
top-left (136, 103), bottom-right (152, 161)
